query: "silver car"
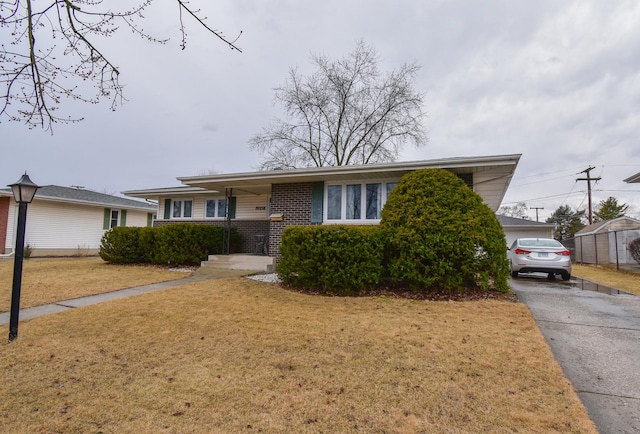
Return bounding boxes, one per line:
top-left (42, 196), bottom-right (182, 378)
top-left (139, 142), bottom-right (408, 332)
top-left (508, 238), bottom-right (572, 280)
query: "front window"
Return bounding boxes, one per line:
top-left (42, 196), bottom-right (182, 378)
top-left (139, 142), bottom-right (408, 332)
top-left (172, 199), bottom-right (193, 218)
top-left (327, 185), bottom-right (342, 220)
top-left (326, 180), bottom-right (397, 222)
top-left (205, 198), bottom-right (227, 219)
top-left (346, 184), bottom-right (361, 220)
top-left (366, 183), bottom-right (382, 220)
top-left (386, 182), bottom-right (397, 200)
top-left (110, 210), bottom-right (119, 228)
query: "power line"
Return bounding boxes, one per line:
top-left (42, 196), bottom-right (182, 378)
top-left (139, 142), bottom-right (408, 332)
top-left (530, 207), bottom-right (544, 222)
top-left (576, 166), bottom-right (601, 224)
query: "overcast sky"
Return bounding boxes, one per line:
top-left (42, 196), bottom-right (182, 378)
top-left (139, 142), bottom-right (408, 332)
top-left (3, 0), bottom-right (639, 221)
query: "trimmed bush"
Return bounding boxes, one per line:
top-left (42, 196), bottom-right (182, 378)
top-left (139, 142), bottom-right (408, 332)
top-left (380, 168), bottom-right (509, 293)
top-left (100, 224), bottom-right (241, 266)
top-left (629, 237), bottom-right (640, 264)
top-left (277, 225), bottom-right (386, 295)
top-left (99, 226), bottom-right (146, 264)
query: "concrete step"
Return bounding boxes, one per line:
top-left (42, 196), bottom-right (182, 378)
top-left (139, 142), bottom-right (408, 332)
top-left (202, 254), bottom-right (275, 272)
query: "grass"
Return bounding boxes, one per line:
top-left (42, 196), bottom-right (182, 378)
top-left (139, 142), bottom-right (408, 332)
top-left (0, 257), bottom-right (186, 312)
top-left (571, 263), bottom-right (640, 295)
top-left (0, 270), bottom-right (597, 433)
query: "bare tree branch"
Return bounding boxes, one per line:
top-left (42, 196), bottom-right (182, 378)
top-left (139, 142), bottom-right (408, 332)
top-left (249, 41), bottom-right (427, 170)
top-left (0, 0), bottom-right (242, 131)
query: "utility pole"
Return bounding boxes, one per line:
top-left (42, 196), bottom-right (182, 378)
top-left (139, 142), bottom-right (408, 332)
top-left (576, 167), bottom-right (601, 224)
top-left (530, 207), bottom-right (544, 222)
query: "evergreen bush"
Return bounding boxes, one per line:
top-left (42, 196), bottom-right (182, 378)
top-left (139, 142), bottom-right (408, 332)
top-left (277, 225), bottom-right (386, 295)
top-left (629, 237), bottom-right (640, 264)
top-left (99, 227), bottom-right (145, 264)
top-left (99, 224), bottom-right (241, 266)
top-left (380, 168), bottom-right (509, 292)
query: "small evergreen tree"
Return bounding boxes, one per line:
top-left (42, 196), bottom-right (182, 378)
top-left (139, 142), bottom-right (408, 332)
top-left (594, 197), bottom-right (629, 222)
top-left (546, 205), bottom-right (586, 240)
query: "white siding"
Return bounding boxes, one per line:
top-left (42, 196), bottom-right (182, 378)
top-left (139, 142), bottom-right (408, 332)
top-left (5, 200), bottom-right (151, 253)
top-left (158, 195), bottom-right (269, 221)
top-left (503, 228), bottom-right (554, 248)
top-left (473, 166), bottom-right (516, 212)
top-left (236, 195), bottom-right (269, 220)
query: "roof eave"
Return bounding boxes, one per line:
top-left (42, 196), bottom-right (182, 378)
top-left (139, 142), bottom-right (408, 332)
top-left (177, 154), bottom-right (521, 194)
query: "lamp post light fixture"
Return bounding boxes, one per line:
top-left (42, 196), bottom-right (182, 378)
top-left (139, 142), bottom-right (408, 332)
top-left (7, 173), bottom-right (39, 343)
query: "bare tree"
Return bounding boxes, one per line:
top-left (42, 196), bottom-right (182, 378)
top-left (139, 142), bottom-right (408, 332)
top-left (1, 0), bottom-right (241, 131)
top-left (249, 41), bottom-right (426, 170)
top-left (498, 202), bottom-right (529, 219)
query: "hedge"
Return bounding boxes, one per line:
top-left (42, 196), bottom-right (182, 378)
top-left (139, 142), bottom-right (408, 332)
top-left (100, 224), bottom-right (241, 266)
top-left (277, 225), bottom-right (386, 295)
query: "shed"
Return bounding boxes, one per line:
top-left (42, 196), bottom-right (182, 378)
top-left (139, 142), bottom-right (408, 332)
top-left (574, 217), bottom-right (640, 265)
top-left (496, 215), bottom-right (555, 247)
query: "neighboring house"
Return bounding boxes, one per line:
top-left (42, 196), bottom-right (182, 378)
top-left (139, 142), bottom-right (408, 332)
top-left (124, 154), bottom-right (521, 260)
top-left (496, 215), bottom-right (555, 247)
top-left (623, 172), bottom-right (640, 183)
top-left (573, 216), bottom-right (640, 265)
top-left (0, 185), bottom-right (156, 257)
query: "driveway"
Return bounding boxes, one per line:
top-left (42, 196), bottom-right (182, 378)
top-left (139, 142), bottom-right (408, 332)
top-left (510, 275), bottom-right (640, 434)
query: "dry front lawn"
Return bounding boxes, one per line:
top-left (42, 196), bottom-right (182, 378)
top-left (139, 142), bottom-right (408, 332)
top-left (0, 257), bottom-right (185, 312)
top-left (572, 263), bottom-right (640, 295)
top-left (0, 277), bottom-right (596, 433)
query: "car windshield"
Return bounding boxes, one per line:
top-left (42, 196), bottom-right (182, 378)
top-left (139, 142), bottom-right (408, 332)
top-left (519, 239), bottom-right (563, 248)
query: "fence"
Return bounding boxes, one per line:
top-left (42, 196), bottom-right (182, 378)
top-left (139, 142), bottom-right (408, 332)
top-left (567, 228), bottom-right (640, 269)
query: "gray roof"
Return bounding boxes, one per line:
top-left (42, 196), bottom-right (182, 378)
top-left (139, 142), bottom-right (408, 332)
top-left (575, 216), bottom-right (640, 235)
top-left (623, 172), bottom-right (640, 183)
top-left (0, 185), bottom-right (156, 211)
top-left (496, 215), bottom-right (555, 227)
top-left (126, 154), bottom-right (521, 212)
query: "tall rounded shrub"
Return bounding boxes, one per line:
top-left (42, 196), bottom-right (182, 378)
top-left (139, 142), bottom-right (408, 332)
top-left (629, 237), bottom-right (640, 264)
top-left (380, 168), bottom-right (509, 292)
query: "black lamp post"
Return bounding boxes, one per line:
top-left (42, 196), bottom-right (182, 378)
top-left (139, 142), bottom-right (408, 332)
top-left (8, 173), bottom-right (39, 343)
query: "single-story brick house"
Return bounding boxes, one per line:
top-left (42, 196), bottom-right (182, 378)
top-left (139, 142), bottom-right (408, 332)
top-left (123, 154), bottom-right (521, 262)
top-left (0, 185), bottom-right (156, 257)
top-left (496, 215), bottom-right (555, 247)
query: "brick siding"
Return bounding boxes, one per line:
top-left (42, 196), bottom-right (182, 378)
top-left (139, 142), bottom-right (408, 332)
top-left (154, 219), bottom-right (270, 254)
top-left (269, 182), bottom-right (314, 260)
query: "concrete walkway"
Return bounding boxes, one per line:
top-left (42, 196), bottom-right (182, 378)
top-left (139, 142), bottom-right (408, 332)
top-left (0, 268), bottom-right (257, 326)
top-left (510, 275), bottom-right (640, 434)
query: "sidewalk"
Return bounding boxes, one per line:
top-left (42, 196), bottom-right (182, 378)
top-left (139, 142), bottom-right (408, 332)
top-left (0, 267), bottom-right (257, 326)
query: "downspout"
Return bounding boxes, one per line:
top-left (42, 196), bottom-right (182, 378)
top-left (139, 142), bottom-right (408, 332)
top-left (223, 188), bottom-right (232, 255)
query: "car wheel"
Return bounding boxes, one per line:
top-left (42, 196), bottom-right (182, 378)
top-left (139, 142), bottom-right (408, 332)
top-left (510, 270), bottom-right (518, 278)
top-left (561, 273), bottom-right (571, 281)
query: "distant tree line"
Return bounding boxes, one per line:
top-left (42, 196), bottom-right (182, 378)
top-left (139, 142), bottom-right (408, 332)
top-left (498, 197), bottom-right (631, 241)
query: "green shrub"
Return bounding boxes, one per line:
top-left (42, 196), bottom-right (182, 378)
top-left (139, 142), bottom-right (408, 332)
top-left (629, 237), bottom-right (640, 264)
top-left (277, 225), bottom-right (386, 295)
top-left (100, 224), bottom-right (241, 266)
top-left (100, 227), bottom-right (145, 264)
top-left (380, 168), bottom-right (509, 293)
